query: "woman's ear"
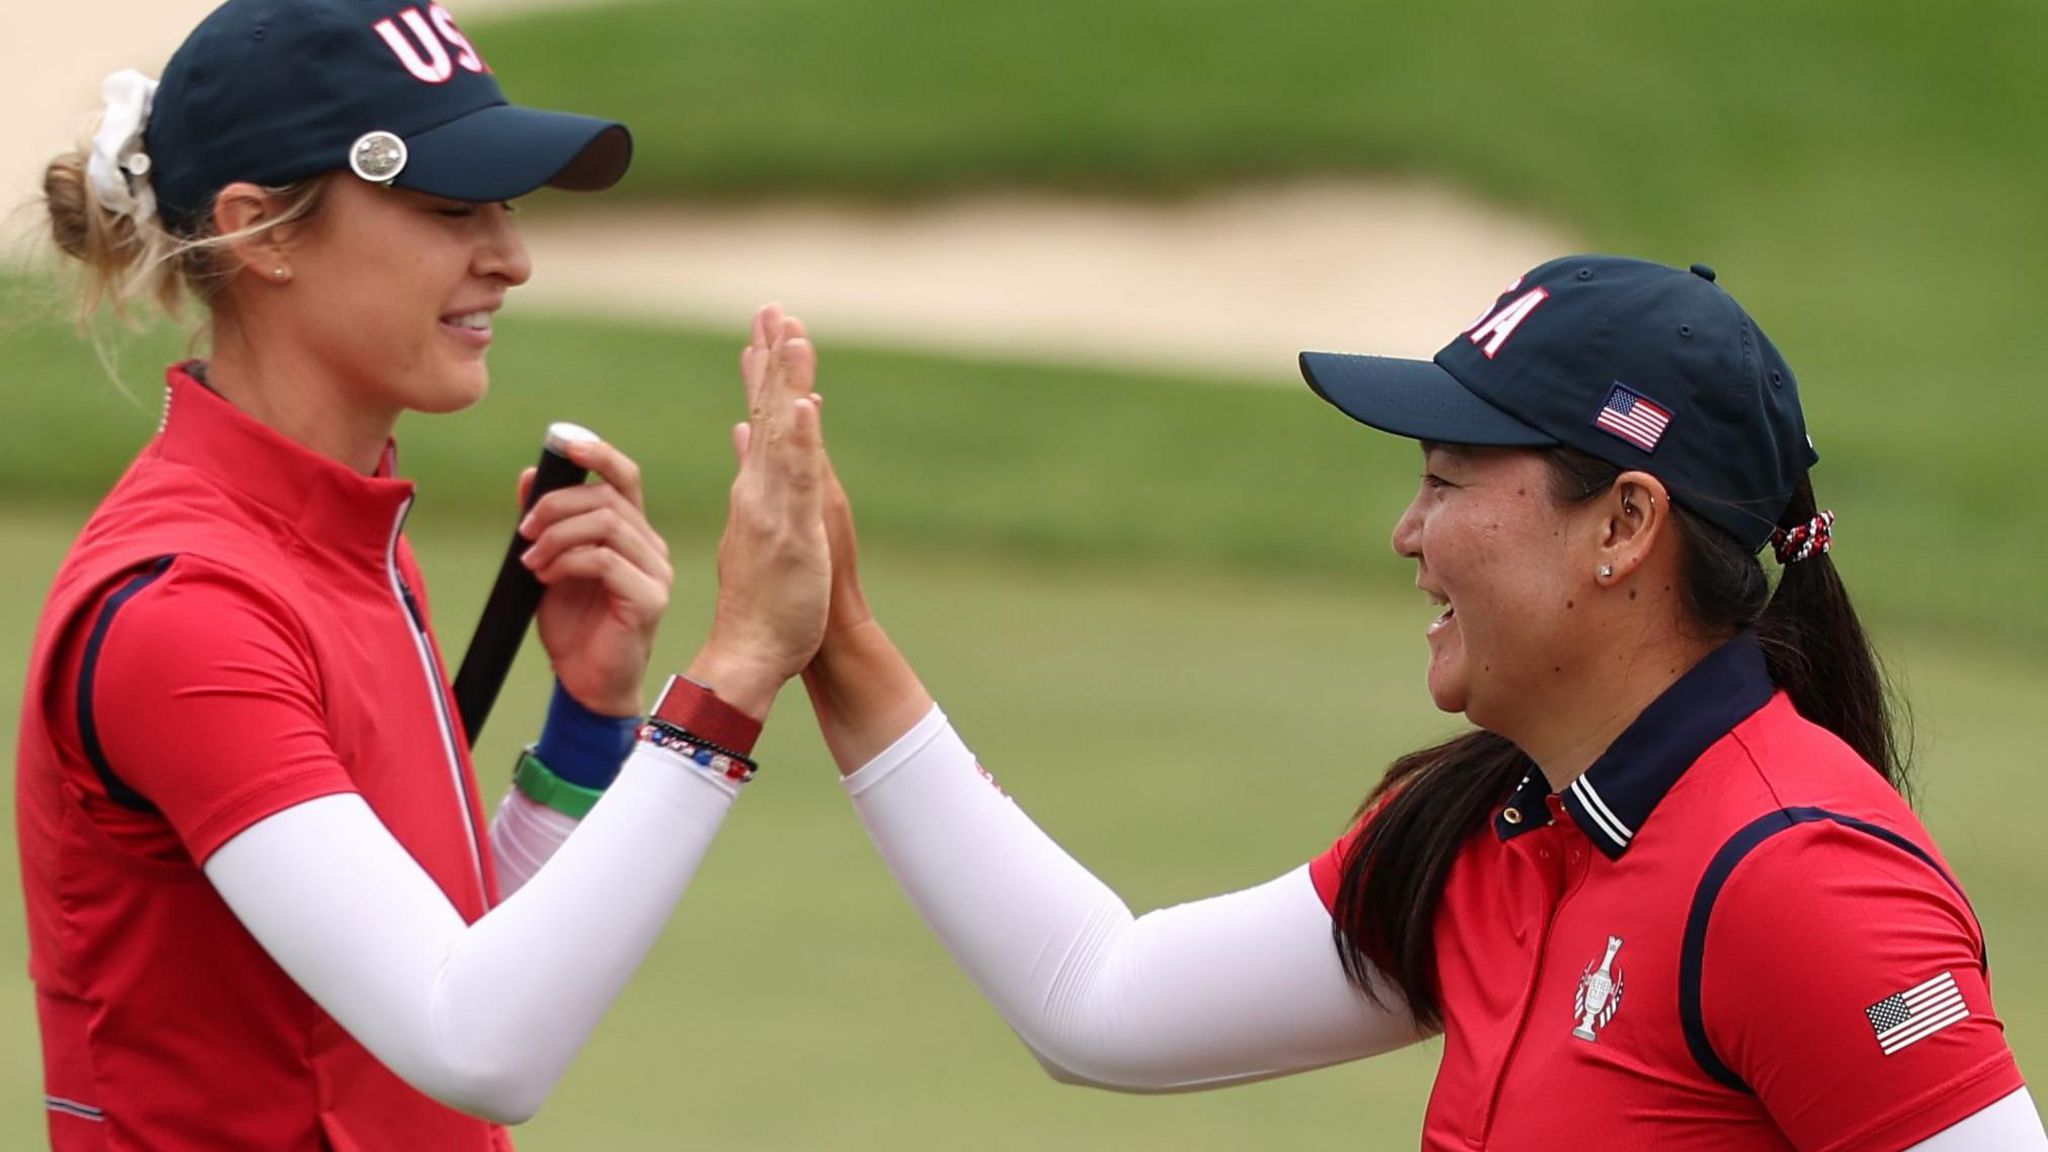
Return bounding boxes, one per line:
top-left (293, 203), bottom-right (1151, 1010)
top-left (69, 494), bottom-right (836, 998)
top-left (1594, 470), bottom-right (1673, 586)
top-left (211, 182), bottom-right (299, 284)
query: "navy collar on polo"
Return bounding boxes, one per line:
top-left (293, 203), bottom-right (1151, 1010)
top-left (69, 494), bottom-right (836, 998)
top-left (1493, 632), bottom-right (1777, 859)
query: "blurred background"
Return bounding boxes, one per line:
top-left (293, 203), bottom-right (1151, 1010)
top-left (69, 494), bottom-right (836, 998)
top-left (3, 0), bottom-right (2044, 1147)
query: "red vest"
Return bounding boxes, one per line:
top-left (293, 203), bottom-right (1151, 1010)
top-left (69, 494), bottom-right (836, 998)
top-left (16, 365), bottom-right (510, 1151)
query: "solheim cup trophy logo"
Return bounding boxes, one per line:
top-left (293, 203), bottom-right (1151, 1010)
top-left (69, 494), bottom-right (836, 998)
top-left (1572, 936), bottom-right (1626, 1042)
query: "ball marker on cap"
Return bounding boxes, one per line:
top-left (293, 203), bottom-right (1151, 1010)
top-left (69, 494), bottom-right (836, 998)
top-left (348, 130), bottom-right (408, 184)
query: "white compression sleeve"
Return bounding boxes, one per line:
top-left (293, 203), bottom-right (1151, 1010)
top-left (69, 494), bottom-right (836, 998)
top-left (844, 704), bottom-right (1427, 1092)
top-left (204, 743), bottom-right (738, 1124)
top-left (490, 789), bottom-right (578, 899)
top-left (1904, 1088), bottom-right (2047, 1151)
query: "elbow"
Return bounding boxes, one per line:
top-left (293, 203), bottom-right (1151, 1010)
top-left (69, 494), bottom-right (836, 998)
top-left (438, 1073), bottom-right (548, 1127)
top-left (442, 1074), bottom-right (548, 1123)
top-left (1031, 1046), bottom-right (1130, 1093)
top-left (398, 967), bottom-right (570, 1124)
top-left (1024, 1039), bottom-right (1188, 1096)
top-left (414, 1048), bottom-right (554, 1126)
top-left (466, 1089), bottom-right (545, 1128)
top-left (1009, 940), bottom-right (1194, 1094)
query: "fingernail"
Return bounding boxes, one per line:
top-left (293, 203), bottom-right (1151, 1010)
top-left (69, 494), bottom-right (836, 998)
top-left (518, 514), bottom-right (535, 537)
top-left (521, 547), bottom-right (538, 567)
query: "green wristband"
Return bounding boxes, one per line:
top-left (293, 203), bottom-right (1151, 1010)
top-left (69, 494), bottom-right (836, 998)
top-left (513, 747), bottom-right (606, 820)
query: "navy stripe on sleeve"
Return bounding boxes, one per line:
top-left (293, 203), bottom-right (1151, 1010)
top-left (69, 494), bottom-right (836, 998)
top-left (76, 556), bottom-right (176, 814)
top-left (1679, 806), bottom-right (1984, 1093)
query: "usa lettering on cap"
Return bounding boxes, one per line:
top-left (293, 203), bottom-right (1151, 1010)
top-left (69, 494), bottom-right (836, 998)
top-left (1466, 287), bottom-right (1550, 360)
top-left (373, 5), bottom-right (488, 83)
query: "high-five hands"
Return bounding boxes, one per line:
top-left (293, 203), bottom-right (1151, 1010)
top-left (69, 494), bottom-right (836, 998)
top-left (772, 324), bottom-right (936, 772)
top-left (687, 305), bottom-right (833, 719)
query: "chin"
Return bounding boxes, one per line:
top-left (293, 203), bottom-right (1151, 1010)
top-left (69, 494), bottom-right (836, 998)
top-left (413, 370), bottom-right (491, 414)
top-left (1425, 665), bottom-right (1468, 715)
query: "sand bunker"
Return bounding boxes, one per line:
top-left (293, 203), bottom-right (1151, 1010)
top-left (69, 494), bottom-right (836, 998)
top-left (512, 182), bottom-right (1571, 382)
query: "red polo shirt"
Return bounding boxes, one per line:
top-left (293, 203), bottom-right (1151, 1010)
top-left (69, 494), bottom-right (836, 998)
top-left (15, 365), bottom-right (510, 1151)
top-left (1311, 635), bottom-right (2022, 1151)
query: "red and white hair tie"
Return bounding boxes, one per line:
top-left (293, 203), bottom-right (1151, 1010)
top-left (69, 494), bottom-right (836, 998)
top-left (1771, 510), bottom-right (1835, 565)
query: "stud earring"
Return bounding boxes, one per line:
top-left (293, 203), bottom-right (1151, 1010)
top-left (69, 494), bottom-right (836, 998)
top-left (1599, 564), bottom-right (1615, 579)
top-left (273, 267), bottom-right (288, 280)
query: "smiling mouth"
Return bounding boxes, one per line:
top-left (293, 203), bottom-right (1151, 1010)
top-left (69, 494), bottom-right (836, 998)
top-left (1423, 589), bottom-right (1455, 633)
top-left (443, 311), bottom-right (493, 332)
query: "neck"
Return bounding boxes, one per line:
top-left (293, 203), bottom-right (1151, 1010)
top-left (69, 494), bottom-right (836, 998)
top-left (1513, 621), bottom-right (1723, 792)
top-left (206, 315), bottom-right (400, 475)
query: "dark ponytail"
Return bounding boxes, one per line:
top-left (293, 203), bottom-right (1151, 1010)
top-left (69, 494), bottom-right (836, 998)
top-left (1753, 479), bottom-right (1909, 794)
top-left (1332, 449), bottom-right (1909, 1028)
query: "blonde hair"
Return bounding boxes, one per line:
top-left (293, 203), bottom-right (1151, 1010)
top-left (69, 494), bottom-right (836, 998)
top-left (42, 125), bottom-right (328, 329)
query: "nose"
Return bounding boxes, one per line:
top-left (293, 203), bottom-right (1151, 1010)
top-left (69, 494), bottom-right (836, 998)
top-left (477, 203), bottom-right (533, 288)
top-left (1390, 490), bottom-right (1425, 560)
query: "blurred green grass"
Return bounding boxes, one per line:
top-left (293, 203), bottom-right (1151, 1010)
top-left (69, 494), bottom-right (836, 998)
top-left (474, 1), bottom-right (2048, 386)
top-left (476, 0), bottom-right (2048, 422)
top-left (458, 0), bottom-right (2048, 647)
top-left (1, 294), bottom-right (2038, 656)
top-left (3, 509), bottom-right (2043, 1150)
top-left (475, 0), bottom-right (2047, 228)
top-left (4, 0), bottom-right (2045, 1141)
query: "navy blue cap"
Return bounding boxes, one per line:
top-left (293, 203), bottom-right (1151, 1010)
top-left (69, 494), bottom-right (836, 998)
top-left (145, 0), bottom-right (631, 233)
top-left (1299, 256), bottom-right (1818, 551)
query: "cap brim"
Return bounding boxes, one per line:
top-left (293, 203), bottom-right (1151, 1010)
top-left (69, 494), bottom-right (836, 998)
top-left (1298, 351), bottom-right (1555, 447)
top-left (394, 104), bottom-right (633, 202)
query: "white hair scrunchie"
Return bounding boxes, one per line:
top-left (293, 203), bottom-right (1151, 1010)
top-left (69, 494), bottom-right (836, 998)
top-left (87, 69), bottom-right (160, 227)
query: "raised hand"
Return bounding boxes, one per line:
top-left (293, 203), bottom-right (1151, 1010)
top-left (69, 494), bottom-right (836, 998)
top-left (686, 305), bottom-right (832, 719)
top-left (762, 325), bottom-right (934, 772)
top-left (520, 439), bottom-right (674, 717)
top-left (758, 318), bottom-right (870, 639)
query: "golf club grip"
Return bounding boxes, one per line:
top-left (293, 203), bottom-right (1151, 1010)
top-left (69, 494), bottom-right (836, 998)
top-left (453, 425), bottom-right (596, 746)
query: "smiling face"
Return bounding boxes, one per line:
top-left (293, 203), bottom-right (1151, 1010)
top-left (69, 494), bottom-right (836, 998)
top-left (1391, 444), bottom-right (1607, 733)
top-left (269, 178), bottom-right (531, 418)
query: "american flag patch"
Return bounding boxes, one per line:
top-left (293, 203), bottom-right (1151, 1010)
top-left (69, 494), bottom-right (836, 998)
top-left (1593, 384), bottom-right (1673, 452)
top-left (1866, 972), bottom-right (1968, 1056)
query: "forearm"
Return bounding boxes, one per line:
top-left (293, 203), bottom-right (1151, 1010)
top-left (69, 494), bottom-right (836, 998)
top-left (489, 789), bottom-right (578, 898)
top-left (207, 736), bottom-right (740, 1124)
top-left (803, 618), bottom-right (933, 774)
top-left (440, 744), bottom-right (737, 1118)
top-left (845, 704), bottom-right (1423, 1091)
top-left (491, 682), bottom-right (639, 897)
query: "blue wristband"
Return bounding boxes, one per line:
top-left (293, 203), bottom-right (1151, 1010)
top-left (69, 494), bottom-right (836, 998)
top-left (533, 682), bottom-right (639, 790)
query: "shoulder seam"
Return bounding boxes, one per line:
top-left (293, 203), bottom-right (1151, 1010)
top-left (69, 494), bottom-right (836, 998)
top-left (1724, 725), bottom-right (1795, 813)
top-left (77, 556), bottom-right (179, 813)
top-left (131, 546), bottom-right (324, 657)
top-left (1678, 806), bottom-right (1984, 1094)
